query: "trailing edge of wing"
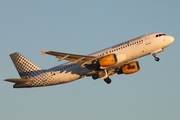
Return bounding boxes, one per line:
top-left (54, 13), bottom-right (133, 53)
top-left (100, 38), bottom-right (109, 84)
top-left (4, 78), bottom-right (32, 84)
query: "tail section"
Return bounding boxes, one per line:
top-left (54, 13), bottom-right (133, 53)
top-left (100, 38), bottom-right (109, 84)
top-left (6, 52), bottom-right (58, 88)
top-left (10, 52), bottom-right (43, 78)
top-left (5, 78), bottom-right (32, 88)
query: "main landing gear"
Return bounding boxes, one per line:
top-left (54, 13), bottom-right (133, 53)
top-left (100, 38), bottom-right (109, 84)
top-left (152, 54), bottom-right (160, 62)
top-left (104, 77), bottom-right (111, 84)
top-left (92, 74), bottom-right (99, 80)
top-left (92, 73), bottom-right (112, 84)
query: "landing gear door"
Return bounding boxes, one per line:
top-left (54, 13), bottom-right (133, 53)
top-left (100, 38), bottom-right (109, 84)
top-left (145, 36), bottom-right (151, 45)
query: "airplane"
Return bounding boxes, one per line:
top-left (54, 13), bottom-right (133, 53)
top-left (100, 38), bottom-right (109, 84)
top-left (5, 32), bottom-right (174, 88)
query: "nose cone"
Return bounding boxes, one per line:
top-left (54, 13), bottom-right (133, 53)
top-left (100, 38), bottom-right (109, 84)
top-left (169, 36), bottom-right (174, 44)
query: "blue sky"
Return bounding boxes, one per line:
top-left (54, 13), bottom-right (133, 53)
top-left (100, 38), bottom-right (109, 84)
top-left (1, 1), bottom-right (180, 120)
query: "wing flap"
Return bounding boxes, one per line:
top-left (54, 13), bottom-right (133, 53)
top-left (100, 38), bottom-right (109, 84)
top-left (5, 78), bottom-right (32, 84)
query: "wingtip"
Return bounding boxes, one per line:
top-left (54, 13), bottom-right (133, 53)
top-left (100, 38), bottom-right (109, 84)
top-left (41, 51), bottom-right (46, 55)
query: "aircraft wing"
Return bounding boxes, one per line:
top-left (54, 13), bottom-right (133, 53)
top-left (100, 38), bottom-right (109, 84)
top-left (41, 51), bottom-right (97, 65)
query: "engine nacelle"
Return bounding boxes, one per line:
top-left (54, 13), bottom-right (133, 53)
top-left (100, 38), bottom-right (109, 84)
top-left (122, 61), bottom-right (140, 74)
top-left (117, 61), bottom-right (140, 75)
top-left (99, 54), bottom-right (117, 67)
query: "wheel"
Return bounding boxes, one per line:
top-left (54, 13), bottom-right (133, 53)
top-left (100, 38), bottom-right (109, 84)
top-left (155, 57), bottom-right (160, 61)
top-left (92, 74), bottom-right (99, 80)
top-left (117, 68), bottom-right (123, 74)
top-left (104, 77), bottom-right (111, 84)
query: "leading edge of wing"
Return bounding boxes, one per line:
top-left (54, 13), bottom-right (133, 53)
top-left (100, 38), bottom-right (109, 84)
top-left (41, 50), bottom-right (97, 63)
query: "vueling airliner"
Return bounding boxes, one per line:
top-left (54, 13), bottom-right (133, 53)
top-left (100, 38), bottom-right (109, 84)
top-left (5, 32), bottom-right (174, 88)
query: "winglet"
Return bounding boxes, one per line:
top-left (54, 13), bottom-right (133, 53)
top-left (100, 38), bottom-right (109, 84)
top-left (41, 51), bottom-right (46, 55)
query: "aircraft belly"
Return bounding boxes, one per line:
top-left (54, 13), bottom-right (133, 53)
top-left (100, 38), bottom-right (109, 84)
top-left (29, 72), bottom-right (80, 87)
top-left (58, 73), bottom-right (80, 82)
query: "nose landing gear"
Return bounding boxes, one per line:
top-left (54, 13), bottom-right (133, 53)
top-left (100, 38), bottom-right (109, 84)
top-left (152, 54), bottom-right (160, 62)
top-left (155, 57), bottom-right (160, 61)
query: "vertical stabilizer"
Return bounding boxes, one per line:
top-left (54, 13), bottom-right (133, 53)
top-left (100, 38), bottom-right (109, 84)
top-left (10, 52), bottom-right (43, 78)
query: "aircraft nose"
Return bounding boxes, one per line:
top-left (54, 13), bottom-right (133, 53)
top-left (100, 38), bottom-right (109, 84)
top-left (169, 36), bottom-right (174, 44)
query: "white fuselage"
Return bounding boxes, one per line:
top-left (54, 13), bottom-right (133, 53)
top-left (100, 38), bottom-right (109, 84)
top-left (30, 32), bottom-right (174, 87)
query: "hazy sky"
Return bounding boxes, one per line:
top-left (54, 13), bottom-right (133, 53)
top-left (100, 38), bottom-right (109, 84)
top-left (1, 1), bottom-right (180, 120)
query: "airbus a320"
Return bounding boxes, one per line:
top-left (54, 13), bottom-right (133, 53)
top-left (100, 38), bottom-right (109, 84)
top-left (5, 32), bottom-right (174, 88)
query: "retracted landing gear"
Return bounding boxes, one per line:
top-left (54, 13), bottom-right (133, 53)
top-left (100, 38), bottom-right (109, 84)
top-left (104, 77), bottom-right (111, 84)
top-left (152, 54), bottom-right (160, 62)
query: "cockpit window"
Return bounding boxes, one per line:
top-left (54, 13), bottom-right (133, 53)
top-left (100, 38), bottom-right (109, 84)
top-left (155, 34), bottom-right (166, 37)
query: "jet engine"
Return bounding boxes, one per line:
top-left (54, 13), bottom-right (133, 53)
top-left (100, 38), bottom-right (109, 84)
top-left (98, 54), bottom-right (117, 67)
top-left (117, 61), bottom-right (140, 74)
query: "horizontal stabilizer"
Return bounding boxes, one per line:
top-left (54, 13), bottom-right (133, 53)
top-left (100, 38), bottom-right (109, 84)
top-left (4, 78), bottom-right (32, 84)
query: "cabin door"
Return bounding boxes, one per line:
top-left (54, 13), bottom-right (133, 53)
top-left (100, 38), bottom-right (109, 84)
top-left (144, 36), bottom-right (151, 45)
